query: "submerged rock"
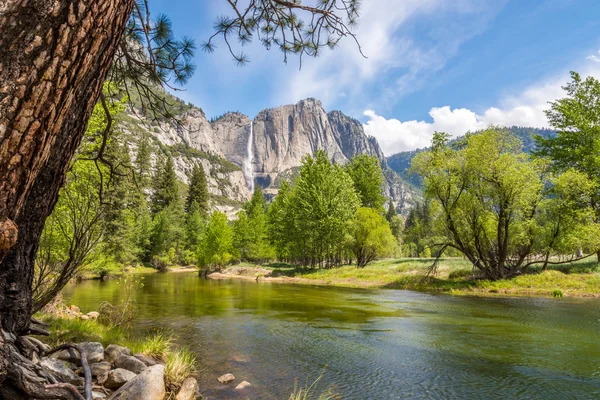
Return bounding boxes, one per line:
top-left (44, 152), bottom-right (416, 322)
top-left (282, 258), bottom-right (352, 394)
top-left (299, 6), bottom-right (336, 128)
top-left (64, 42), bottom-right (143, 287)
top-left (175, 377), bottom-right (198, 400)
top-left (105, 368), bottom-right (137, 389)
top-left (217, 373), bottom-right (235, 384)
top-left (235, 381), bottom-right (251, 390)
top-left (105, 344), bottom-right (131, 364)
top-left (108, 364), bottom-right (166, 400)
top-left (40, 358), bottom-right (84, 386)
top-left (115, 354), bottom-right (147, 374)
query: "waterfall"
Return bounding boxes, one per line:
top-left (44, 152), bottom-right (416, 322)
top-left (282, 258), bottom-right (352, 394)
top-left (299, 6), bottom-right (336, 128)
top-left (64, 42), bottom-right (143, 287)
top-left (244, 121), bottom-right (255, 193)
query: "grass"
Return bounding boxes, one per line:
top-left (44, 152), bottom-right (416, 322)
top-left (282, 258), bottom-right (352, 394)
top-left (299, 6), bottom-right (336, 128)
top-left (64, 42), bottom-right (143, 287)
top-left (36, 314), bottom-right (197, 396)
top-left (288, 369), bottom-right (338, 400)
top-left (233, 258), bottom-right (600, 298)
top-left (165, 347), bottom-right (197, 394)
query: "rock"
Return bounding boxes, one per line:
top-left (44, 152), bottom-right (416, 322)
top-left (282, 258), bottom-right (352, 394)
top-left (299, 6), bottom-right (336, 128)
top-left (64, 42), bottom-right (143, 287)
top-left (92, 391), bottom-right (108, 399)
top-left (108, 364), bottom-right (166, 400)
top-left (115, 354), bottom-right (147, 374)
top-left (90, 361), bottom-right (112, 377)
top-left (40, 358), bottom-right (84, 386)
top-left (133, 353), bottom-right (159, 367)
top-left (105, 344), bottom-right (131, 364)
top-left (175, 377), bottom-right (198, 400)
top-left (70, 305), bottom-right (80, 313)
top-left (229, 354), bottom-right (250, 363)
top-left (81, 315), bottom-right (90, 320)
top-left (217, 373), bottom-right (235, 384)
top-left (55, 342), bottom-right (104, 365)
top-left (87, 311), bottom-right (100, 319)
top-left (97, 372), bottom-right (108, 385)
top-left (235, 381), bottom-right (251, 390)
top-left (81, 342), bottom-right (104, 363)
top-left (105, 368), bottom-right (137, 390)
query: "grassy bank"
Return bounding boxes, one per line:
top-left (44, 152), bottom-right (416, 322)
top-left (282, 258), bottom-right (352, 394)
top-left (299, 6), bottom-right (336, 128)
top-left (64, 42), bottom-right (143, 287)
top-left (223, 258), bottom-right (600, 298)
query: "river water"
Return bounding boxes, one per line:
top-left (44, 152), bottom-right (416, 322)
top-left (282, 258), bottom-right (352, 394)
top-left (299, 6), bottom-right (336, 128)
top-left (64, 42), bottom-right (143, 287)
top-left (62, 272), bottom-right (600, 399)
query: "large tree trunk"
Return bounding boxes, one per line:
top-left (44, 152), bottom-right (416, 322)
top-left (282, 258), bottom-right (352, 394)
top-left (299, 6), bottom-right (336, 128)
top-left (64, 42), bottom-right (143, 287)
top-left (0, 0), bottom-right (134, 397)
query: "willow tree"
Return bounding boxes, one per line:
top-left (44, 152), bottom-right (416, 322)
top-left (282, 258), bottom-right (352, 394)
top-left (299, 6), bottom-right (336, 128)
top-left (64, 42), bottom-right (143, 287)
top-left (0, 1), bottom-right (362, 398)
top-left (412, 129), bottom-right (600, 280)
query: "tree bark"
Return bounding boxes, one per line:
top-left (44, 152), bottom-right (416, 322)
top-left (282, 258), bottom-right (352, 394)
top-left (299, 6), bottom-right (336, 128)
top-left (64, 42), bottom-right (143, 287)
top-left (0, 0), bottom-right (134, 396)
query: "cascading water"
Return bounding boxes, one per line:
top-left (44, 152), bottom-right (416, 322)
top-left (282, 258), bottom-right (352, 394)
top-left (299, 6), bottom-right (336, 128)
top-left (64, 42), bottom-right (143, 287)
top-left (244, 121), bottom-right (255, 193)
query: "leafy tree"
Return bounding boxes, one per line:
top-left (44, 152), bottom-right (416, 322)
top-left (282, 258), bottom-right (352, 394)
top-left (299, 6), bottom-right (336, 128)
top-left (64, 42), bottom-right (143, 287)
top-left (389, 215), bottom-right (405, 255)
top-left (186, 164), bottom-right (209, 216)
top-left (289, 150), bottom-right (360, 267)
top-left (33, 161), bottom-right (105, 311)
top-left (198, 211), bottom-right (234, 270)
top-left (351, 208), bottom-right (397, 268)
top-left (345, 154), bottom-right (386, 211)
top-left (403, 201), bottom-right (434, 257)
top-left (534, 71), bottom-right (600, 260)
top-left (184, 201), bottom-right (206, 252)
top-left (100, 138), bottom-right (138, 265)
top-left (267, 180), bottom-right (294, 260)
top-left (234, 188), bottom-right (274, 262)
top-left (412, 129), bottom-right (599, 279)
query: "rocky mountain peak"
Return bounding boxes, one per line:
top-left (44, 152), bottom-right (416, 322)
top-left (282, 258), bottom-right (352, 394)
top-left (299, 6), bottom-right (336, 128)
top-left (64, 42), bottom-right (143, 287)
top-left (123, 96), bottom-right (415, 214)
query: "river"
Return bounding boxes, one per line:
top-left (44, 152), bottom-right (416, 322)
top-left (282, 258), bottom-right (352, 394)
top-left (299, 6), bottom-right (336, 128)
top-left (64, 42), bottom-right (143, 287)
top-left (62, 272), bottom-right (600, 399)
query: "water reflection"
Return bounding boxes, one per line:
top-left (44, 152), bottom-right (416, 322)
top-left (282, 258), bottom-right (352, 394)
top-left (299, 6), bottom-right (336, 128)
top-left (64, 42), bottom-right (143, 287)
top-left (63, 273), bottom-right (600, 399)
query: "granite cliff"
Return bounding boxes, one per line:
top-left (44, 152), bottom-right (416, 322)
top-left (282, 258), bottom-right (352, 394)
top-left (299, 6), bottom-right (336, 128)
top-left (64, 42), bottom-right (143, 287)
top-left (120, 97), bottom-right (415, 214)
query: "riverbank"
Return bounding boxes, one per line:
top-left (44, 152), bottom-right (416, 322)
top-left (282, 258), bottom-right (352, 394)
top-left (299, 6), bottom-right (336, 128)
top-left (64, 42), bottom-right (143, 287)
top-left (211, 258), bottom-right (600, 298)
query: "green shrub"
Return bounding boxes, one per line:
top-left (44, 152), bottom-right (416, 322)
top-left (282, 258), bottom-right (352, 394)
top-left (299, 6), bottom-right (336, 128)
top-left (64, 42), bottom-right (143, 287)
top-left (552, 289), bottom-right (564, 298)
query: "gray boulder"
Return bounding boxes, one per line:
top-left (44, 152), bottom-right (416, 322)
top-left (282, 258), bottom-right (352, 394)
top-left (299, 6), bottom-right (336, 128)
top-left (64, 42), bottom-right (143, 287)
top-left (175, 377), bottom-right (198, 400)
top-left (108, 364), bottom-right (166, 400)
top-left (115, 354), bottom-right (147, 374)
top-left (105, 344), bottom-right (131, 364)
top-left (105, 368), bottom-right (137, 390)
top-left (133, 353), bottom-right (159, 367)
top-left (40, 358), bottom-right (84, 386)
top-left (54, 342), bottom-right (104, 365)
top-left (89, 361), bottom-right (112, 377)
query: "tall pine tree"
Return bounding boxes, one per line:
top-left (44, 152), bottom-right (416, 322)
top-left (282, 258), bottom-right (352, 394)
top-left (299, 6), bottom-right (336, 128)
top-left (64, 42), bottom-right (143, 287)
top-left (152, 154), bottom-right (179, 214)
top-left (186, 164), bottom-right (209, 216)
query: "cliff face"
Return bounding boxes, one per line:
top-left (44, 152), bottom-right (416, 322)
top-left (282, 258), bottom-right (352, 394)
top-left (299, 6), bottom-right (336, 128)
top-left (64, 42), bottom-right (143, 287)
top-left (212, 98), bottom-right (415, 212)
top-left (122, 97), bottom-right (415, 214)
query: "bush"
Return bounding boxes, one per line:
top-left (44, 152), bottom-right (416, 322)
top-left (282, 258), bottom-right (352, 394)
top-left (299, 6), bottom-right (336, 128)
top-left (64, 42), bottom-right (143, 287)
top-left (552, 289), bottom-right (564, 298)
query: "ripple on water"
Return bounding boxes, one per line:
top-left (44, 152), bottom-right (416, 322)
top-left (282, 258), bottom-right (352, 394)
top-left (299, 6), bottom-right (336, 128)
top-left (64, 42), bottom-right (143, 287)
top-left (63, 274), bottom-right (600, 399)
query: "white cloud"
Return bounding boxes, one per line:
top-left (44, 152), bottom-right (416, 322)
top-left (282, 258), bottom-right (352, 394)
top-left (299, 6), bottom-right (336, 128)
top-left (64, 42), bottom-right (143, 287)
top-left (274, 0), bottom-right (507, 111)
top-left (364, 58), bottom-right (600, 155)
top-left (587, 51), bottom-right (600, 63)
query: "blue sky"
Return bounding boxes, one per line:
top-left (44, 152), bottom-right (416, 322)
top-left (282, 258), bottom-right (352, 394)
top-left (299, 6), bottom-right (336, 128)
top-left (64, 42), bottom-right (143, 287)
top-left (152, 0), bottom-right (600, 155)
